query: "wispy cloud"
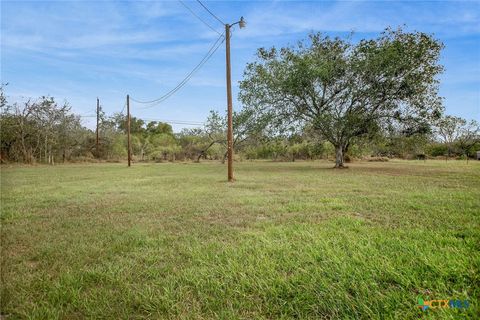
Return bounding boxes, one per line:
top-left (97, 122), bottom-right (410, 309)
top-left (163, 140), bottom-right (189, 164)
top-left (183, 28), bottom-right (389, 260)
top-left (1, 0), bottom-right (479, 127)
top-left (237, 0), bottom-right (480, 39)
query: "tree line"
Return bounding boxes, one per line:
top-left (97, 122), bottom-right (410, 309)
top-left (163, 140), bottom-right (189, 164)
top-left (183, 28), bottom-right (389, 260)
top-left (1, 88), bottom-right (478, 165)
top-left (1, 28), bottom-right (479, 165)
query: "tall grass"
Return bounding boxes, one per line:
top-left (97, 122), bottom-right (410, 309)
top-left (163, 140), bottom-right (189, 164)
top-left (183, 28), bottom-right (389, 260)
top-left (1, 160), bottom-right (479, 319)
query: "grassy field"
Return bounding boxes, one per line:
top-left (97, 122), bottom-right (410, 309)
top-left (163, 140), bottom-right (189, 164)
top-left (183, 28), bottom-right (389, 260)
top-left (1, 160), bottom-right (479, 319)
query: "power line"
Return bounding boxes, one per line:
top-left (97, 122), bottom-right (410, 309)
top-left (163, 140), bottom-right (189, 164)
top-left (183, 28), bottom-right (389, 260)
top-left (120, 100), bottom-right (126, 114)
top-left (131, 32), bottom-right (225, 108)
top-left (139, 118), bottom-right (204, 125)
top-left (196, 0), bottom-right (225, 25)
top-left (78, 109), bottom-right (96, 116)
top-left (161, 122), bottom-right (202, 126)
top-left (178, 0), bottom-right (221, 35)
top-left (79, 115), bottom-right (203, 126)
top-left (131, 33), bottom-right (224, 105)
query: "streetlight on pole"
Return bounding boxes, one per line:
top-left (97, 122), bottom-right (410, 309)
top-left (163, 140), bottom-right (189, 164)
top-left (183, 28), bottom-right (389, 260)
top-left (225, 16), bottom-right (245, 182)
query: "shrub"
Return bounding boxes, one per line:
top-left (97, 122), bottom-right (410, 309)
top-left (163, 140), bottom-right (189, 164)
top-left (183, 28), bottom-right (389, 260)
top-left (367, 157), bottom-right (389, 162)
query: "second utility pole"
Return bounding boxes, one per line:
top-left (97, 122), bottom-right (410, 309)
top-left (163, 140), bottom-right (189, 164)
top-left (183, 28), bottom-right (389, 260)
top-left (96, 97), bottom-right (99, 157)
top-left (127, 94), bottom-right (131, 167)
top-left (225, 23), bottom-right (234, 182)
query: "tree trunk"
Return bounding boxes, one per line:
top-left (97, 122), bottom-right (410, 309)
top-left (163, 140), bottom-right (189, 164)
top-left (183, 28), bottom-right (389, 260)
top-left (45, 135), bottom-right (48, 163)
top-left (28, 147), bottom-right (33, 164)
top-left (222, 151), bottom-right (228, 164)
top-left (197, 141), bottom-right (218, 163)
top-left (334, 145), bottom-right (345, 168)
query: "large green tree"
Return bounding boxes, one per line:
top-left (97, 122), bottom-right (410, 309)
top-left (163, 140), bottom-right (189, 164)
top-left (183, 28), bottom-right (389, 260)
top-left (239, 28), bottom-right (444, 167)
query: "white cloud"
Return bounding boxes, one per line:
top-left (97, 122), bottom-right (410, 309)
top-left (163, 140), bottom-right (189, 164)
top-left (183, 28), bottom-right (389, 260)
top-left (236, 0), bottom-right (480, 40)
top-left (2, 0), bottom-right (479, 127)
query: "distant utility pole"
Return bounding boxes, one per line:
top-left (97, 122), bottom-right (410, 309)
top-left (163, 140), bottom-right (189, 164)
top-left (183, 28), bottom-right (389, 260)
top-left (96, 97), bottom-right (99, 157)
top-left (127, 94), bottom-right (131, 167)
top-left (225, 17), bottom-right (246, 182)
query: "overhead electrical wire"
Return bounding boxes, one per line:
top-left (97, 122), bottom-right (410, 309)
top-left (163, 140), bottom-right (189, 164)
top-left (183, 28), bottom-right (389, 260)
top-left (139, 118), bottom-right (204, 125)
top-left (120, 100), bottom-right (126, 114)
top-left (131, 32), bottom-right (225, 108)
top-left (131, 33), bottom-right (224, 105)
top-left (79, 115), bottom-right (203, 126)
top-left (196, 0), bottom-right (225, 25)
top-left (127, 0), bottom-right (227, 113)
top-left (78, 1), bottom-right (229, 132)
top-left (78, 110), bottom-right (97, 117)
top-left (177, 0), bottom-right (221, 35)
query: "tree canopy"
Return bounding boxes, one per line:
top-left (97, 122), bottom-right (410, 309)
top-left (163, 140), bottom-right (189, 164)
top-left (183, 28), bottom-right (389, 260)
top-left (239, 28), bottom-right (445, 167)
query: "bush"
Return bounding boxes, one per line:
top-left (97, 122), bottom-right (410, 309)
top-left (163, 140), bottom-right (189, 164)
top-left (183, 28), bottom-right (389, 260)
top-left (426, 143), bottom-right (448, 157)
top-left (367, 157), bottom-right (389, 162)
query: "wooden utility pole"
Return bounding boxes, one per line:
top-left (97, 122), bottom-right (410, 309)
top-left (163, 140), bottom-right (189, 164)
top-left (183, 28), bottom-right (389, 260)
top-left (225, 24), bottom-right (234, 182)
top-left (127, 94), bottom-right (131, 167)
top-left (96, 97), bottom-right (99, 156)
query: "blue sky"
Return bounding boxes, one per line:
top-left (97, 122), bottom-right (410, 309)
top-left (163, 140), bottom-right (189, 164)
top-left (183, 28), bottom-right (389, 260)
top-left (1, 0), bottom-right (479, 131)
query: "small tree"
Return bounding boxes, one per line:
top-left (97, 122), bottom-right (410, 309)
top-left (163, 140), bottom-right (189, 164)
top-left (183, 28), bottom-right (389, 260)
top-left (435, 115), bottom-right (463, 160)
top-left (455, 120), bottom-right (480, 162)
top-left (196, 109), bottom-right (268, 163)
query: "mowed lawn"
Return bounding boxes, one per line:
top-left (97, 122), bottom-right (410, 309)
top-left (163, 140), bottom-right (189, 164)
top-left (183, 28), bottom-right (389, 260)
top-left (1, 160), bottom-right (479, 319)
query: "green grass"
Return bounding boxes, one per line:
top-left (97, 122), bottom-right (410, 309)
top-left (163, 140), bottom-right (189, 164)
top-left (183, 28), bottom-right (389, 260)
top-left (1, 160), bottom-right (479, 319)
